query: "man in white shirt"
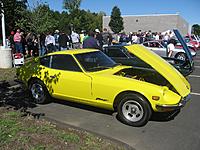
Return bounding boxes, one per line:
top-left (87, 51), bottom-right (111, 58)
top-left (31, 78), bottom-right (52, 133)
top-left (71, 31), bottom-right (80, 49)
top-left (167, 39), bottom-right (176, 57)
top-left (132, 33), bottom-right (138, 44)
top-left (45, 32), bottom-right (55, 53)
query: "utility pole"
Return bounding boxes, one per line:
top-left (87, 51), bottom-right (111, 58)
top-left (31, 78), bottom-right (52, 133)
top-left (0, 1), bottom-right (12, 68)
top-left (1, 1), bottom-right (6, 47)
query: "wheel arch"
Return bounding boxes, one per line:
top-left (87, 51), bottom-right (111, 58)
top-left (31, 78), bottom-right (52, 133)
top-left (113, 90), bottom-right (152, 111)
top-left (28, 77), bottom-right (42, 88)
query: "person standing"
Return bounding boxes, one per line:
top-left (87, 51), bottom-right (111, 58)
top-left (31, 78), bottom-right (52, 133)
top-left (38, 33), bottom-right (46, 56)
top-left (14, 29), bottom-right (23, 53)
top-left (26, 32), bottom-right (34, 57)
top-left (95, 29), bottom-right (103, 50)
top-left (8, 31), bottom-right (15, 53)
top-left (45, 32), bottom-right (55, 53)
top-left (58, 31), bottom-right (70, 50)
top-left (80, 30), bottom-right (86, 48)
top-left (167, 39), bottom-right (176, 57)
top-left (132, 33), bottom-right (138, 44)
top-left (83, 31), bottom-right (100, 49)
top-left (54, 30), bottom-right (60, 51)
top-left (101, 28), bottom-right (112, 46)
top-left (71, 31), bottom-right (80, 49)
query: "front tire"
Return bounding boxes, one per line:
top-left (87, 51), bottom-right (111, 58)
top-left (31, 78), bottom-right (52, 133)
top-left (117, 93), bottom-right (152, 127)
top-left (29, 79), bottom-right (51, 104)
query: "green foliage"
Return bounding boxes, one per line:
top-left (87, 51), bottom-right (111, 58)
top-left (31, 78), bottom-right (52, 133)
top-left (1, 0), bottom-right (102, 35)
top-left (109, 6), bottom-right (124, 33)
top-left (63, 0), bottom-right (82, 13)
top-left (69, 9), bottom-right (103, 33)
top-left (1, 0), bottom-right (28, 34)
top-left (30, 4), bottom-right (58, 34)
top-left (192, 24), bottom-right (200, 35)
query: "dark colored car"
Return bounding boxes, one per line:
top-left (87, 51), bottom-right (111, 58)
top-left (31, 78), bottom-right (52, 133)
top-left (103, 30), bottom-right (194, 76)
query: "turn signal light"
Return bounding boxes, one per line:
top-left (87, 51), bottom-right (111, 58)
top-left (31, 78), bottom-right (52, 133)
top-left (152, 96), bottom-right (160, 101)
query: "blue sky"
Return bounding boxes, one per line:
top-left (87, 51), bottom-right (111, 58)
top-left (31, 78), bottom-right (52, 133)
top-left (28, 0), bottom-right (200, 25)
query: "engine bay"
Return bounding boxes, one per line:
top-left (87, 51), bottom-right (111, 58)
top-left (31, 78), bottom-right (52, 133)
top-left (115, 67), bottom-right (173, 88)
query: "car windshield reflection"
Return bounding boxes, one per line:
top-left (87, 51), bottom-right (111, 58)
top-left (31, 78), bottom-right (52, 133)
top-left (75, 51), bottom-right (117, 72)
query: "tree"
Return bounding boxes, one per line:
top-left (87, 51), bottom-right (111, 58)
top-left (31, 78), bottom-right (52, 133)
top-left (63, 0), bottom-right (81, 13)
top-left (29, 4), bottom-right (58, 34)
top-left (0, 0), bottom-right (28, 34)
top-left (191, 24), bottom-right (200, 35)
top-left (109, 6), bottom-right (124, 33)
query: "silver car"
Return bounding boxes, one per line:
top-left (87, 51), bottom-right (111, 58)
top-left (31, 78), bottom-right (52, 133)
top-left (142, 41), bottom-right (196, 61)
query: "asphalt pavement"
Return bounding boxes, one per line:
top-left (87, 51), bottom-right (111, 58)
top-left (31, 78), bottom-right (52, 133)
top-left (29, 51), bottom-right (200, 150)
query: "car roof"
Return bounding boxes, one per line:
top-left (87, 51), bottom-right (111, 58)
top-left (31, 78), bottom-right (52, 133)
top-left (46, 49), bottom-right (99, 55)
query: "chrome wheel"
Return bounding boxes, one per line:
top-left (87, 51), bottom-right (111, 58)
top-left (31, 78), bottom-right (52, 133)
top-left (176, 53), bottom-right (186, 61)
top-left (31, 83), bottom-right (45, 103)
top-left (122, 100), bottom-right (144, 122)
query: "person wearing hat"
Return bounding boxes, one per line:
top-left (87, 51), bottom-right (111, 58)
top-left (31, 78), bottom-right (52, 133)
top-left (95, 29), bottom-right (103, 50)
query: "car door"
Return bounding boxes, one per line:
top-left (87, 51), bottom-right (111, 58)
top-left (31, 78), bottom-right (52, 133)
top-left (149, 41), bottom-right (166, 57)
top-left (49, 54), bottom-right (92, 102)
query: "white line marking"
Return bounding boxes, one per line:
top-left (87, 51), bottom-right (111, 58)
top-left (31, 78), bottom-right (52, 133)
top-left (189, 75), bottom-right (200, 78)
top-left (191, 92), bottom-right (200, 96)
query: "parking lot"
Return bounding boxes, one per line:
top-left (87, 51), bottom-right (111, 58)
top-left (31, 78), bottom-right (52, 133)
top-left (30, 50), bottom-right (200, 150)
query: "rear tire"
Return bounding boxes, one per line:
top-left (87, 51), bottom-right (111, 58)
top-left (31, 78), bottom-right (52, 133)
top-left (117, 93), bottom-right (152, 127)
top-left (29, 79), bottom-right (51, 104)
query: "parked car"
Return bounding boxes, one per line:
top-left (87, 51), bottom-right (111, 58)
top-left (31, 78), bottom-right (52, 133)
top-left (142, 40), bottom-right (196, 61)
top-left (17, 45), bottom-right (191, 127)
top-left (185, 34), bottom-right (200, 49)
top-left (103, 45), bottom-right (193, 76)
top-left (104, 30), bottom-right (194, 76)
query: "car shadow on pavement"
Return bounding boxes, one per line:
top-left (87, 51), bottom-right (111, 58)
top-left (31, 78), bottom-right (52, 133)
top-left (0, 81), bottom-right (44, 118)
top-left (53, 98), bottom-right (181, 124)
top-left (150, 110), bottom-right (181, 122)
top-left (53, 98), bottom-right (114, 116)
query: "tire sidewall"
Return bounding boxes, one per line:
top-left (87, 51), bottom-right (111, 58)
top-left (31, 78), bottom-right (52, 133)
top-left (118, 93), bottom-right (152, 127)
top-left (176, 53), bottom-right (186, 61)
top-left (29, 79), bottom-right (50, 104)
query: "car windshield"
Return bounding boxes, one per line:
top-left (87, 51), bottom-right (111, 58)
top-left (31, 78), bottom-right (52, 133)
top-left (75, 51), bottom-right (118, 72)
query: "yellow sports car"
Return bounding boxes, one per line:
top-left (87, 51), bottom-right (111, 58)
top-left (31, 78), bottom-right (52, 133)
top-left (17, 44), bottom-right (191, 127)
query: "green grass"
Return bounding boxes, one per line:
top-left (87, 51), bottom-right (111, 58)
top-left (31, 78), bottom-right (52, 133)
top-left (0, 108), bottom-right (127, 150)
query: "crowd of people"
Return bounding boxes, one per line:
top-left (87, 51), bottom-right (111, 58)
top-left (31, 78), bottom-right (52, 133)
top-left (6, 28), bottom-right (176, 58)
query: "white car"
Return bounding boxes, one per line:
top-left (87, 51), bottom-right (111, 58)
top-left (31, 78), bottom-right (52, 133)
top-left (142, 41), bottom-right (196, 61)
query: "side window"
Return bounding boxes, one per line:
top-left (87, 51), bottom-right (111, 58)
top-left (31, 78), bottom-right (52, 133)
top-left (107, 48), bottom-right (127, 58)
top-left (51, 54), bottom-right (81, 72)
top-left (40, 56), bottom-right (50, 67)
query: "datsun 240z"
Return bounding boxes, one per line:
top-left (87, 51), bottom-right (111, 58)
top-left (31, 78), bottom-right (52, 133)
top-left (17, 45), bottom-right (191, 127)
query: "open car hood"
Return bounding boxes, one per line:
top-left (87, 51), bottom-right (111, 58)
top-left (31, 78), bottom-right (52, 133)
top-left (173, 29), bottom-right (194, 68)
top-left (125, 44), bottom-right (190, 97)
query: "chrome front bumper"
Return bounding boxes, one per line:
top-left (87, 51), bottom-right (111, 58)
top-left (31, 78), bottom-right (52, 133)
top-left (156, 94), bottom-right (191, 112)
